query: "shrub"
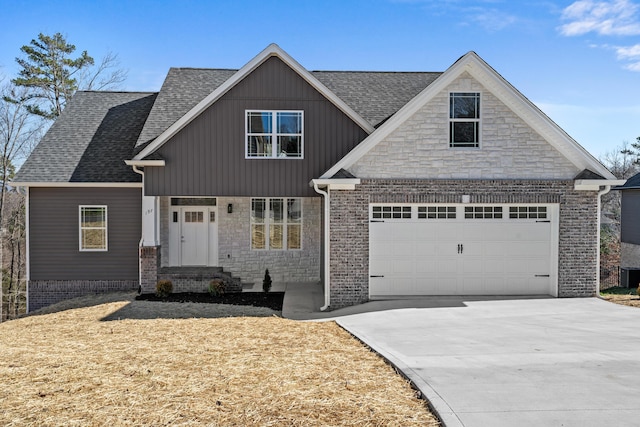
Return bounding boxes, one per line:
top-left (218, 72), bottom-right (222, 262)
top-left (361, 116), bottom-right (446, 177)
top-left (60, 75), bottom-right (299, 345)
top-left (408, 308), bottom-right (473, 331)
top-left (209, 279), bottom-right (225, 297)
top-left (637, 286), bottom-right (640, 298)
top-left (263, 269), bottom-right (272, 293)
top-left (156, 280), bottom-right (173, 298)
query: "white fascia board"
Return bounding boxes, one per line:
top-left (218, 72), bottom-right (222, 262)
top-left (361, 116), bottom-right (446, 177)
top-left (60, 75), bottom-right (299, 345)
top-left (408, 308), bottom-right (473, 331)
top-left (124, 159), bottom-right (166, 167)
top-left (574, 179), bottom-right (627, 191)
top-left (134, 44), bottom-right (374, 161)
top-left (310, 178), bottom-right (361, 190)
top-left (11, 182), bottom-right (142, 188)
top-left (322, 51), bottom-right (616, 180)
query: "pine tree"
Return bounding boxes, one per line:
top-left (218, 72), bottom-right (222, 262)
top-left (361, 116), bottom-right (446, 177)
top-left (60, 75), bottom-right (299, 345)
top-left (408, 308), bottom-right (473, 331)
top-left (12, 33), bottom-right (94, 120)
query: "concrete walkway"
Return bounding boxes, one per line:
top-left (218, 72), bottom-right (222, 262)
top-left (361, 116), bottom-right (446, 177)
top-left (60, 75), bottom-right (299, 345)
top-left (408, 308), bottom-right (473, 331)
top-left (282, 289), bottom-right (640, 426)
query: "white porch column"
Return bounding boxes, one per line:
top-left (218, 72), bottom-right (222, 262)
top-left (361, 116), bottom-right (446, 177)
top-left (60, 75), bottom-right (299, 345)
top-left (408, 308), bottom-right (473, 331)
top-left (141, 195), bottom-right (159, 246)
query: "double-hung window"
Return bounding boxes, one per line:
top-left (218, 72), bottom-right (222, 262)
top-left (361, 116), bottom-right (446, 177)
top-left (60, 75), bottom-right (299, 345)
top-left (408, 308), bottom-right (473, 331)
top-left (251, 198), bottom-right (302, 250)
top-left (79, 205), bottom-right (107, 251)
top-left (246, 110), bottom-right (303, 158)
top-left (449, 92), bottom-right (480, 148)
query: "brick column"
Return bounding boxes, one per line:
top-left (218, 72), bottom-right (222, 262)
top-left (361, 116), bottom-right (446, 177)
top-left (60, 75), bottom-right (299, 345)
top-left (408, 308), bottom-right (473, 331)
top-left (140, 246), bottom-right (160, 294)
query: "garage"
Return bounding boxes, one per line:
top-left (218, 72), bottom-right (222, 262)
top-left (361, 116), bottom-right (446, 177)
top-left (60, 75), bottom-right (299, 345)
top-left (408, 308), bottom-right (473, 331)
top-left (369, 204), bottom-right (558, 298)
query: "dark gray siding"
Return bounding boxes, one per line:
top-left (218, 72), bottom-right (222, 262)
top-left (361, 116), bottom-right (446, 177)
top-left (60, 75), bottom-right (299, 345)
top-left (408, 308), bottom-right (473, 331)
top-left (29, 187), bottom-right (141, 280)
top-left (144, 56), bottom-right (369, 197)
top-left (621, 190), bottom-right (640, 245)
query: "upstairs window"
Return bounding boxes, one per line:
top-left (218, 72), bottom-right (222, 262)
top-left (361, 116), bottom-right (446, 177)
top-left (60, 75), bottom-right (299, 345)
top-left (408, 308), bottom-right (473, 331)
top-left (79, 206), bottom-right (107, 251)
top-left (246, 110), bottom-right (303, 158)
top-left (449, 92), bottom-right (480, 148)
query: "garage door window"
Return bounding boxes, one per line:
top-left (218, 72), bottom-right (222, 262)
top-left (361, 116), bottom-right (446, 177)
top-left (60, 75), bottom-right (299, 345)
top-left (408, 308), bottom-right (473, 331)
top-left (418, 206), bottom-right (456, 219)
top-left (464, 206), bottom-right (503, 219)
top-left (509, 206), bottom-right (547, 219)
top-left (372, 206), bottom-right (411, 219)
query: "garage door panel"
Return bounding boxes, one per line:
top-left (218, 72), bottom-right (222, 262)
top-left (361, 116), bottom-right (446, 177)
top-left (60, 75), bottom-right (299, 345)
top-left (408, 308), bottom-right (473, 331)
top-left (369, 204), bottom-right (556, 298)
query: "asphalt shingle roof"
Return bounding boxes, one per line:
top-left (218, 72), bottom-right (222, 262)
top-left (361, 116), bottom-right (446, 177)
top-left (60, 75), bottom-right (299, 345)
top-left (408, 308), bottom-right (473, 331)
top-left (135, 68), bottom-right (236, 150)
top-left (17, 65), bottom-right (443, 184)
top-left (618, 171), bottom-right (640, 189)
top-left (134, 68), bottom-right (442, 150)
top-left (14, 91), bottom-right (157, 183)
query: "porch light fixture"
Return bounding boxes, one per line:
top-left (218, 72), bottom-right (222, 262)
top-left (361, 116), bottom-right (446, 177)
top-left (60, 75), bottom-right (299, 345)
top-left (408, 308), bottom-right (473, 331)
top-left (227, 203), bottom-right (233, 214)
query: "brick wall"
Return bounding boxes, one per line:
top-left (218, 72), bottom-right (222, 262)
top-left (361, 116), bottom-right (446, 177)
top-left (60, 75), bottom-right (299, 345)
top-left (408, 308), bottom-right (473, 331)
top-left (28, 280), bottom-right (138, 312)
top-left (140, 246), bottom-right (160, 293)
top-left (328, 179), bottom-right (599, 309)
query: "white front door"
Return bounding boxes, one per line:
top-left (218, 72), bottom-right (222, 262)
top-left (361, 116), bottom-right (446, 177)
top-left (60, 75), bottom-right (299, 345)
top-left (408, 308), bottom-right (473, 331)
top-left (169, 205), bottom-right (218, 266)
top-left (181, 208), bottom-right (208, 266)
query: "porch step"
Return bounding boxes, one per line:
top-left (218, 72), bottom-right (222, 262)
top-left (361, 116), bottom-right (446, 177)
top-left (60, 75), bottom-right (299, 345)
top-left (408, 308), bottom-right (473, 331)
top-left (157, 267), bottom-right (242, 293)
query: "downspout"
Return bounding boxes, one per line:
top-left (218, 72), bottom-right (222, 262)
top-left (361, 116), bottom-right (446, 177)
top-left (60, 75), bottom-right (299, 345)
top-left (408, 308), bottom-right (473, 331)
top-left (131, 166), bottom-right (145, 290)
top-left (313, 182), bottom-right (331, 311)
top-left (596, 185), bottom-right (612, 295)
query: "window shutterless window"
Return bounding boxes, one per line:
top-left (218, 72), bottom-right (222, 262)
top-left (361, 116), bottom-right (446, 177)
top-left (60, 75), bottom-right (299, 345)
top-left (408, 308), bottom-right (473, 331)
top-left (246, 110), bottom-right (303, 158)
top-left (79, 206), bottom-right (107, 251)
top-left (251, 198), bottom-right (302, 250)
top-left (449, 92), bottom-right (480, 148)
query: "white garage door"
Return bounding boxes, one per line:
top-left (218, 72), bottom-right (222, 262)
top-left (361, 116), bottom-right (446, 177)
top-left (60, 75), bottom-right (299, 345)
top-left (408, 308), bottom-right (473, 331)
top-left (369, 204), bottom-right (558, 298)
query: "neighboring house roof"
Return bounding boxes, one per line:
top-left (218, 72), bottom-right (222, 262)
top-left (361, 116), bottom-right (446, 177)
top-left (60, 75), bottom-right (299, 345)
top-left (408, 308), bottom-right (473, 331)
top-left (617, 172), bottom-right (640, 189)
top-left (14, 91), bottom-right (157, 184)
top-left (321, 51), bottom-right (617, 181)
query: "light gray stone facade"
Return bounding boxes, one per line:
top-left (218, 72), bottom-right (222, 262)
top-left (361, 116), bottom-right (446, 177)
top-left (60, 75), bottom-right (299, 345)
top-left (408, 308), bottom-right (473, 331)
top-left (328, 179), bottom-right (599, 309)
top-left (349, 72), bottom-right (580, 180)
top-left (217, 197), bottom-right (321, 284)
top-left (156, 196), bottom-right (321, 285)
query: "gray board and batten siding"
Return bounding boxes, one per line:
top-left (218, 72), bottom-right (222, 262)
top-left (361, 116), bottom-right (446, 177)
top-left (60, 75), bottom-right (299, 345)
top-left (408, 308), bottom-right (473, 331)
top-left (29, 187), bottom-right (141, 281)
top-left (143, 56), bottom-right (369, 197)
top-left (621, 190), bottom-right (640, 245)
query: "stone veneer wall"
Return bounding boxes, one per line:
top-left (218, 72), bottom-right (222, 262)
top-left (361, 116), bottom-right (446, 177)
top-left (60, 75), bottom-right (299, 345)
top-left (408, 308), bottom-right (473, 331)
top-left (217, 197), bottom-right (321, 284)
top-left (28, 280), bottom-right (138, 312)
top-left (349, 72), bottom-right (579, 180)
top-left (328, 179), bottom-right (599, 309)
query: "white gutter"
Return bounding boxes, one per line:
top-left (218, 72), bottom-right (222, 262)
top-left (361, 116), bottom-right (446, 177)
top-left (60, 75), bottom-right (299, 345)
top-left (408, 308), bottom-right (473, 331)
top-left (596, 185), bottom-right (612, 295)
top-left (24, 187), bottom-right (30, 313)
top-left (313, 182), bottom-right (331, 311)
top-left (131, 166), bottom-right (145, 291)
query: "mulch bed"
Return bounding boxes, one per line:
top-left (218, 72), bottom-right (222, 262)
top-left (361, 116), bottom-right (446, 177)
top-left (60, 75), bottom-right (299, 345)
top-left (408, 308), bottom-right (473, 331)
top-left (136, 292), bottom-right (284, 311)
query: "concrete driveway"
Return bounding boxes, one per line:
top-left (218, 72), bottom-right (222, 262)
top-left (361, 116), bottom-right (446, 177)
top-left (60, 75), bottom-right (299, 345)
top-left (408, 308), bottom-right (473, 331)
top-left (335, 297), bottom-right (640, 427)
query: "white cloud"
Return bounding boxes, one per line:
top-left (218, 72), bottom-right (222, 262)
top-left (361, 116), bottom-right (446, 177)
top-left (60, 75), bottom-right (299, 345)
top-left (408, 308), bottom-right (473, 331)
top-left (616, 43), bottom-right (640, 58)
top-left (559, 0), bottom-right (640, 36)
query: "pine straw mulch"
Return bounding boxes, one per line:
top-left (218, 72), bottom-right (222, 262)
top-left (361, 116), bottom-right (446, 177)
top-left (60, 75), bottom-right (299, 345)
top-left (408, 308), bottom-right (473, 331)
top-left (0, 293), bottom-right (439, 426)
top-left (600, 293), bottom-right (640, 308)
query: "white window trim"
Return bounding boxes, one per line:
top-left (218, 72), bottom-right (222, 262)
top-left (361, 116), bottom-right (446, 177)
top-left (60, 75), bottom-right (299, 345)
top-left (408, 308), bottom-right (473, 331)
top-left (251, 198), bottom-right (303, 251)
top-left (79, 205), bottom-right (108, 252)
top-left (245, 110), bottom-right (304, 159)
top-left (449, 92), bottom-right (481, 149)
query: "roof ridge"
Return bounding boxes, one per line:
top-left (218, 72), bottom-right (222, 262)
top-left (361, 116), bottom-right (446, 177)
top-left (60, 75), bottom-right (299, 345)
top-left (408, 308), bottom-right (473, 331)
top-left (75, 90), bottom-right (158, 94)
top-left (169, 67), bottom-right (238, 71)
top-left (312, 70), bottom-right (442, 74)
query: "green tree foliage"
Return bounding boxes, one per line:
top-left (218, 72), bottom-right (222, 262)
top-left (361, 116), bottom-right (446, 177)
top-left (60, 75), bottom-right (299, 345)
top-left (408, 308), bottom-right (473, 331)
top-left (12, 33), bottom-right (94, 120)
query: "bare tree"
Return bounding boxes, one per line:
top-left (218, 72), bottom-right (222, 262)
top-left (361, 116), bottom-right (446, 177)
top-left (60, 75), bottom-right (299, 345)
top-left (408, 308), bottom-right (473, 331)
top-left (78, 51), bottom-right (128, 91)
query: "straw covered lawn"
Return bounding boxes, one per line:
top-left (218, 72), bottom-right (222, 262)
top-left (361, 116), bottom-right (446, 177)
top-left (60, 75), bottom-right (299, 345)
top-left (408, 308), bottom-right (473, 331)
top-left (0, 293), bottom-right (439, 426)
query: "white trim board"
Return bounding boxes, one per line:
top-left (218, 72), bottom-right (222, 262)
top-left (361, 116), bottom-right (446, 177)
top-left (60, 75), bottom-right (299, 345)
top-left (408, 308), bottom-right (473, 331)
top-left (321, 51), bottom-right (616, 181)
top-left (11, 182), bottom-right (143, 188)
top-left (134, 43), bottom-right (375, 161)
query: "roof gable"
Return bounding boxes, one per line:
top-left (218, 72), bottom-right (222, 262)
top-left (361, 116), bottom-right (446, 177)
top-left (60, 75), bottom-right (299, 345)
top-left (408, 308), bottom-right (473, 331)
top-left (322, 52), bottom-right (616, 180)
top-left (133, 43), bottom-right (375, 161)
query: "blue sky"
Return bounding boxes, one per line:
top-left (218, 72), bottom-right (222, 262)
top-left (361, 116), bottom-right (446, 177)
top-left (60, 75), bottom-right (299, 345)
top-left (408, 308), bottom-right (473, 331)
top-left (1, 0), bottom-right (639, 159)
